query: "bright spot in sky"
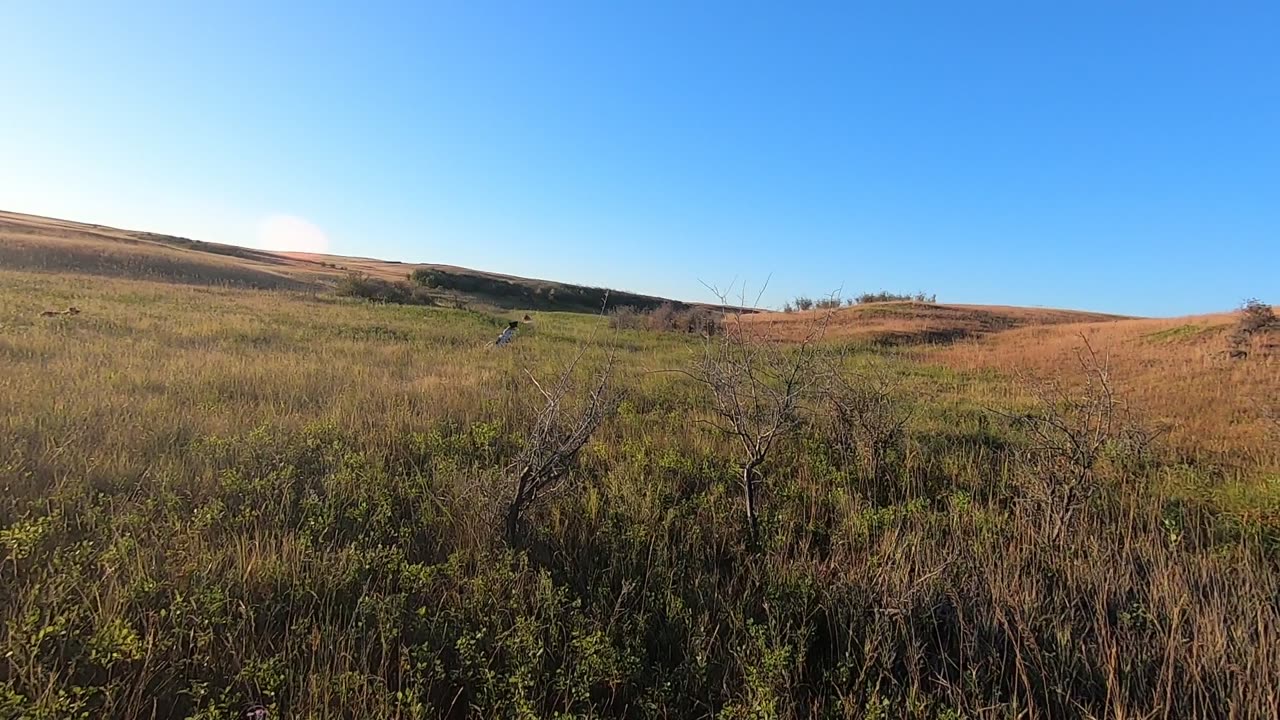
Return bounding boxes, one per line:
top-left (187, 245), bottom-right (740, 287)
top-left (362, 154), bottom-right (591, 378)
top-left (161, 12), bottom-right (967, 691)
top-left (254, 214), bottom-right (331, 253)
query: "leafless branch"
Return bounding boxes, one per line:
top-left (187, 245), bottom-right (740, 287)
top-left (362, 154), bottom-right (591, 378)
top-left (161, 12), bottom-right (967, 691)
top-left (823, 359), bottom-right (915, 487)
top-left (504, 343), bottom-right (619, 541)
top-left (501, 302), bottom-right (622, 542)
top-left (676, 282), bottom-right (839, 547)
top-left (991, 334), bottom-right (1160, 542)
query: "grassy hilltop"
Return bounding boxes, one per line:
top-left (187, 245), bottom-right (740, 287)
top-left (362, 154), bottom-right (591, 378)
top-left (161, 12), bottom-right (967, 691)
top-left (1, 220), bottom-right (1278, 718)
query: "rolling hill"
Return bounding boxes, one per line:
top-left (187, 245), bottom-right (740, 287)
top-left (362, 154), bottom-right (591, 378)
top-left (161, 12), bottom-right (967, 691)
top-left (2, 207), bottom-right (1277, 717)
top-left (0, 210), bottom-right (701, 313)
top-left (738, 300), bottom-right (1130, 344)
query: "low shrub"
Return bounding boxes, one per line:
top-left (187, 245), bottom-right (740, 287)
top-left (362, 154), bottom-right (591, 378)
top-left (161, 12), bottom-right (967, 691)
top-left (1228, 298), bottom-right (1276, 360)
top-left (335, 273), bottom-right (434, 306)
top-left (854, 291), bottom-right (937, 304)
top-left (608, 303), bottom-right (722, 335)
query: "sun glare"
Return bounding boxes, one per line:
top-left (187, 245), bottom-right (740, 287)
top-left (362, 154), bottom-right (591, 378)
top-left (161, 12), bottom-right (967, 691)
top-left (254, 214), bottom-right (330, 253)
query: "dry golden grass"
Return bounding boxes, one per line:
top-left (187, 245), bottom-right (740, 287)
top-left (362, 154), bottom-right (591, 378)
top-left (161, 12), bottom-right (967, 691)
top-left (0, 210), bottom-right (332, 290)
top-left (2, 267), bottom-right (1278, 718)
top-left (4, 209), bottom-right (1279, 717)
top-left (741, 301), bottom-right (1277, 482)
top-left (0, 271), bottom-right (595, 457)
top-left (739, 301), bottom-right (1126, 344)
top-left (1, 210), bottom-right (692, 312)
top-left (926, 311), bottom-right (1280, 477)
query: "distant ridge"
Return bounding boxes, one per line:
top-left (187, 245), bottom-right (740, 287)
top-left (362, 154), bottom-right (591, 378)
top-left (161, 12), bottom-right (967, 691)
top-left (0, 209), bottom-right (708, 313)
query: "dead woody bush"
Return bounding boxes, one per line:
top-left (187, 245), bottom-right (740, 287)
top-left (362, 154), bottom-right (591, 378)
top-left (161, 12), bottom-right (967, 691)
top-left (1228, 298), bottom-right (1276, 360)
top-left (502, 347), bottom-right (619, 542)
top-left (678, 284), bottom-right (835, 547)
top-left (823, 362), bottom-right (914, 487)
top-left (995, 336), bottom-right (1160, 542)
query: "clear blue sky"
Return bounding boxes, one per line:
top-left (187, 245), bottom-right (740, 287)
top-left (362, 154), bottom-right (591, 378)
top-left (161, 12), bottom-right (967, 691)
top-left (3, 2), bottom-right (1276, 316)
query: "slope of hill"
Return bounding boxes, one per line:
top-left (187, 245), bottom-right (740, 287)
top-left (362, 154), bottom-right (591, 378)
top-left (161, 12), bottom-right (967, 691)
top-left (738, 301), bottom-right (1129, 344)
top-left (742, 302), bottom-right (1278, 477)
top-left (0, 210), bottom-right (323, 290)
top-left (0, 210), bottom-right (695, 313)
top-left (4, 211), bottom-right (1278, 717)
top-left (927, 310), bottom-right (1279, 473)
top-left (3, 263), bottom-right (1276, 717)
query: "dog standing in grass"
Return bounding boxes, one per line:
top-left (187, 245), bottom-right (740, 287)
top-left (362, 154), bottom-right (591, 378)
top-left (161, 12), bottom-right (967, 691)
top-left (495, 320), bottom-right (520, 347)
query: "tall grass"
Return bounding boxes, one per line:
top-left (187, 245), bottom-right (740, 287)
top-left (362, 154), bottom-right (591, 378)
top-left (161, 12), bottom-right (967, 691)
top-left (930, 315), bottom-right (1280, 480)
top-left (0, 270), bottom-right (1276, 718)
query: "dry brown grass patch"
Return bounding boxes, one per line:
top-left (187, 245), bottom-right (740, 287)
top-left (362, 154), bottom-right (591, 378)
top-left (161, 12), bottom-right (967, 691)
top-left (741, 301), bottom-right (1126, 344)
top-left (927, 312), bottom-right (1279, 473)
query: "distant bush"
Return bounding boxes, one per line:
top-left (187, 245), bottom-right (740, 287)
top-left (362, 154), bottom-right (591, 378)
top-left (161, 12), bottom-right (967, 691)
top-left (409, 268), bottom-right (441, 287)
top-left (411, 267), bottom-right (680, 313)
top-left (1239, 298), bottom-right (1276, 333)
top-left (783, 292), bottom-right (937, 309)
top-left (608, 303), bottom-right (722, 335)
top-left (1228, 298), bottom-right (1275, 360)
top-left (336, 273), bottom-right (434, 306)
top-left (855, 291), bottom-right (936, 304)
top-left (607, 306), bottom-right (646, 330)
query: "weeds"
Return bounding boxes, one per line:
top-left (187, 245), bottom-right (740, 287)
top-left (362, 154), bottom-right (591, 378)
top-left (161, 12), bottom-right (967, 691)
top-left (0, 270), bottom-right (1276, 718)
top-left (824, 362), bottom-right (914, 488)
top-left (996, 337), bottom-right (1160, 541)
top-left (1228, 297), bottom-right (1276, 360)
top-left (608, 303), bottom-right (722, 335)
top-left (335, 272), bottom-right (435, 306)
top-left (677, 286), bottom-right (833, 546)
top-left (503, 347), bottom-right (619, 542)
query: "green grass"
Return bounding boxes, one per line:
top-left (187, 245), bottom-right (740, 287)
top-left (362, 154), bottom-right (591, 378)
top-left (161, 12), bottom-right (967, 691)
top-left (1, 270), bottom-right (1277, 719)
top-left (1142, 324), bottom-right (1216, 343)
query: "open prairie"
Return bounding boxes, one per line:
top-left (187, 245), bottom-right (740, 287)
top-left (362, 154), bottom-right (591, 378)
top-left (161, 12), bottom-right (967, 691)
top-left (1, 217), bottom-right (1278, 719)
top-left (928, 311), bottom-right (1279, 478)
top-left (738, 301), bottom-right (1129, 345)
top-left (0, 211), bottom-right (700, 313)
top-left (743, 302), bottom-right (1279, 484)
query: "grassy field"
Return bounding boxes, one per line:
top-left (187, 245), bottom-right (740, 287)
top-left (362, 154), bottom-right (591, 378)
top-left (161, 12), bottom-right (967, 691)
top-left (928, 310), bottom-right (1279, 480)
top-left (1, 265), bottom-right (1278, 719)
top-left (748, 301), bottom-right (1279, 492)
top-left (739, 302), bottom-right (1128, 346)
top-left (0, 211), bottom-right (702, 313)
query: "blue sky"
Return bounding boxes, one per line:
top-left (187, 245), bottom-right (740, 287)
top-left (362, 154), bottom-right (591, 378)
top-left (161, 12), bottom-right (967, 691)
top-left (2, 1), bottom-right (1276, 316)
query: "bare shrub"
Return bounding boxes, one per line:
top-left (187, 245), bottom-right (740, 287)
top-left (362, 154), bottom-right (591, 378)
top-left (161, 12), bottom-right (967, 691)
top-left (996, 337), bottom-right (1159, 542)
top-left (609, 303), bottom-right (723, 336)
top-left (606, 305), bottom-right (645, 330)
top-left (855, 290), bottom-right (937, 304)
top-left (1240, 298), bottom-right (1276, 332)
top-left (336, 272), bottom-right (434, 306)
top-left (824, 365), bottom-right (913, 487)
top-left (1228, 298), bottom-right (1276, 360)
top-left (502, 349), bottom-right (618, 541)
top-left (676, 306), bottom-right (723, 336)
top-left (645, 302), bottom-right (677, 331)
top-left (680, 286), bottom-right (833, 546)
